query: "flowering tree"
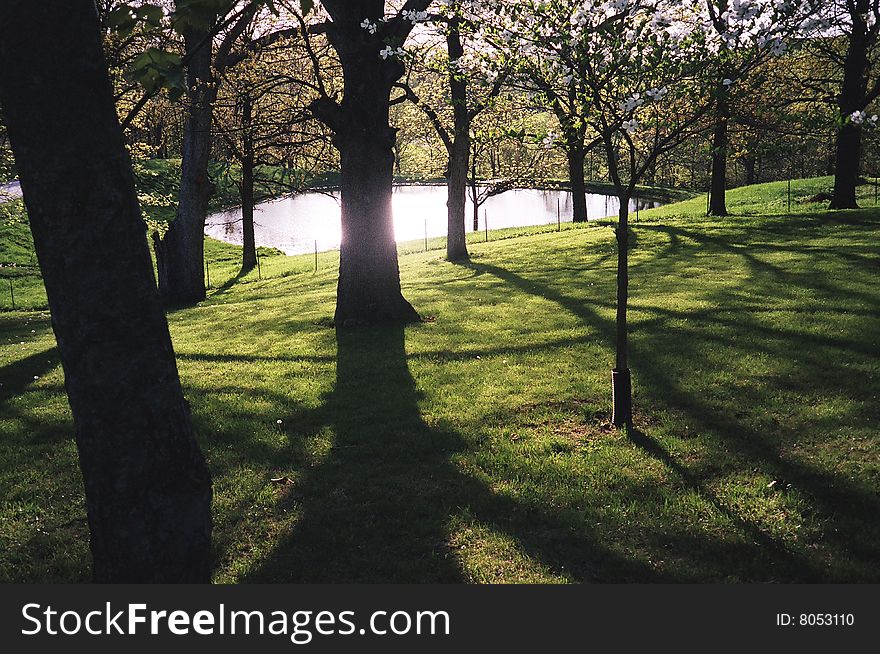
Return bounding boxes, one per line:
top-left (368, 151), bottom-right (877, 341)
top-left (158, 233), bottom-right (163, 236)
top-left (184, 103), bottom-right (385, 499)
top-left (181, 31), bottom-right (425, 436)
top-left (815, 0), bottom-right (880, 208)
top-left (495, 0), bottom-right (719, 428)
top-left (400, 1), bottom-right (511, 261)
top-left (482, 1), bottom-right (611, 224)
top-left (700, 0), bottom-right (823, 215)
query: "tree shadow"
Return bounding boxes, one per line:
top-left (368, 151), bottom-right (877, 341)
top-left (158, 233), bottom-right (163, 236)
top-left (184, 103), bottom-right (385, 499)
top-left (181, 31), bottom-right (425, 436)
top-left (457, 255), bottom-right (878, 581)
top-left (242, 325), bottom-right (663, 583)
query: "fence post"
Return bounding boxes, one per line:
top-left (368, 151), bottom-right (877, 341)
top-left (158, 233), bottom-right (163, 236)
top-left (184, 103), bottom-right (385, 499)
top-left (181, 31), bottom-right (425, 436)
top-left (257, 251), bottom-right (262, 280)
top-left (424, 219), bottom-right (428, 252)
top-left (314, 240), bottom-right (318, 274)
top-left (8, 279), bottom-right (14, 311)
top-left (205, 261), bottom-right (210, 289)
top-left (484, 210), bottom-right (488, 243)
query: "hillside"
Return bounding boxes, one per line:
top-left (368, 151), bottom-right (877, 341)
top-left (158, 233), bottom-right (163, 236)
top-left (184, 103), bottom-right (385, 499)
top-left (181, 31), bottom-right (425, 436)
top-left (1, 177), bottom-right (878, 582)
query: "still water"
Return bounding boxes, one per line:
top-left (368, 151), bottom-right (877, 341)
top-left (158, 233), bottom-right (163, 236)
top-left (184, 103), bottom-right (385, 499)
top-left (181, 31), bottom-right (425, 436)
top-left (205, 185), bottom-right (659, 256)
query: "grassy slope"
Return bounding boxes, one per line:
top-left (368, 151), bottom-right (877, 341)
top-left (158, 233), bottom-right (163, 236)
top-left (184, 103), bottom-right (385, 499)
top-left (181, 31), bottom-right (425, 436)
top-left (0, 176), bottom-right (878, 582)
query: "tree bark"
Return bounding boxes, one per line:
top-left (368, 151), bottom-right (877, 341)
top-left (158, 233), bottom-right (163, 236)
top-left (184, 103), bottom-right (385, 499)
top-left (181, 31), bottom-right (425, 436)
top-left (310, 13), bottom-right (419, 326)
top-left (446, 25), bottom-right (470, 262)
top-left (612, 199), bottom-right (632, 429)
top-left (0, 0), bottom-right (212, 582)
top-left (742, 155), bottom-right (756, 186)
top-left (567, 139), bottom-right (588, 223)
top-left (240, 96), bottom-right (257, 274)
top-left (156, 26), bottom-right (216, 306)
top-left (831, 2), bottom-right (870, 210)
top-left (709, 89), bottom-right (729, 216)
top-left (240, 157), bottom-right (257, 274)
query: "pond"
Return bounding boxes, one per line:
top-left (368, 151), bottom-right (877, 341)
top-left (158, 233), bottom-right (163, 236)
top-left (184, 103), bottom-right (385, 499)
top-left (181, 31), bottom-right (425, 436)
top-left (205, 185), bottom-right (661, 256)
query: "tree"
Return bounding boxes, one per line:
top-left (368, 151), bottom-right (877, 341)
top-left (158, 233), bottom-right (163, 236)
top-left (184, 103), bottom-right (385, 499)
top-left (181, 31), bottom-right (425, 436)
top-left (402, 1), bottom-right (510, 261)
top-left (304, 1), bottom-right (432, 325)
top-left (214, 22), bottom-right (330, 274)
top-left (821, 0), bottom-right (880, 208)
top-left (148, 0), bottom-right (258, 306)
top-left (498, 0), bottom-right (716, 428)
top-left (0, 0), bottom-right (212, 582)
top-left (701, 0), bottom-right (821, 216)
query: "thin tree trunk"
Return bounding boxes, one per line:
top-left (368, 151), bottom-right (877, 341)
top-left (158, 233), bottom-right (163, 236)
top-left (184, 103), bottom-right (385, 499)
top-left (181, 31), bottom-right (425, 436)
top-left (471, 151), bottom-right (480, 232)
top-left (156, 26), bottom-right (216, 306)
top-left (709, 89), bottom-right (729, 216)
top-left (0, 0), bottom-right (212, 582)
top-left (446, 25), bottom-right (470, 261)
top-left (240, 158), bottom-right (257, 274)
top-left (742, 155), bottom-right (756, 186)
top-left (240, 95), bottom-right (257, 274)
top-left (612, 199), bottom-right (632, 429)
top-left (831, 2), bottom-right (870, 209)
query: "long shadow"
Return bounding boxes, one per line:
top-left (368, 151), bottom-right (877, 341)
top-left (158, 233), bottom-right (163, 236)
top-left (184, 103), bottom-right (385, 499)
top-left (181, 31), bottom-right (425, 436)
top-left (243, 326), bottom-right (663, 582)
top-left (458, 258), bottom-right (879, 580)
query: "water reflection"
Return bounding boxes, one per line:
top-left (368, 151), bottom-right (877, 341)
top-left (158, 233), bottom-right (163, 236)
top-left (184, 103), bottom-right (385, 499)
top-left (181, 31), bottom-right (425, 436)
top-left (205, 185), bottom-right (659, 256)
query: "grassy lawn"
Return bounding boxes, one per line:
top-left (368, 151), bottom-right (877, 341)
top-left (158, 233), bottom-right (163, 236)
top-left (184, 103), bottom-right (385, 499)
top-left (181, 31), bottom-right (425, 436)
top-left (0, 176), bottom-right (878, 582)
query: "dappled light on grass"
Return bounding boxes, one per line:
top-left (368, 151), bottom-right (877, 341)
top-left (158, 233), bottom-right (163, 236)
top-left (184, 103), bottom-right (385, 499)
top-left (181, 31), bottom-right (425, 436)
top-left (1, 177), bottom-right (878, 582)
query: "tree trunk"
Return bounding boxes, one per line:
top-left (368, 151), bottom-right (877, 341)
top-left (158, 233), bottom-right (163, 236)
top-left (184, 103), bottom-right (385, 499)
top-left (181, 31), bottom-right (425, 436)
top-left (240, 157), bottom-right (257, 274)
top-left (446, 25), bottom-right (470, 262)
top-left (567, 141), bottom-right (588, 223)
top-left (240, 96), bottom-right (257, 274)
top-left (310, 17), bottom-right (418, 326)
top-left (156, 26), bottom-right (216, 306)
top-left (612, 200), bottom-right (632, 429)
top-left (447, 138), bottom-right (470, 260)
top-left (832, 124), bottom-right (863, 209)
top-left (742, 155), bottom-right (756, 186)
top-left (471, 150), bottom-right (480, 232)
top-left (0, 0), bottom-right (212, 582)
top-left (831, 2), bottom-right (869, 209)
top-left (709, 89), bottom-right (729, 216)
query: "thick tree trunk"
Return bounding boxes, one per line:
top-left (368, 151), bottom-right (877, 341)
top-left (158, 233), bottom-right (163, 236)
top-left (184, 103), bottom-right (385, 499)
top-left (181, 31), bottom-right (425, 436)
top-left (709, 90), bottom-right (729, 216)
top-left (447, 138), bottom-right (470, 261)
top-left (567, 140), bottom-right (588, 223)
top-left (334, 126), bottom-right (418, 325)
top-left (0, 0), bottom-right (212, 582)
top-left (446, 26), bottom-right (470, 262)
top-left (310, 16), bottom-right (419, 326)
top-left (156, 27), bottom-right (216, 306)
top-left (612, 200), bottom-right (633, 429)
top-left (831, 3), bottom-right (870, 209)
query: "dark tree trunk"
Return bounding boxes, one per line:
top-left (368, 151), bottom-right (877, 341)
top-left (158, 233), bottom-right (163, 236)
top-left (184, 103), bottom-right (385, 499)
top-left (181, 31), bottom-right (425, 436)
top-left (240, 96), bottom-right (257, 274)
top-left (742, 155), bottom-right (756, 186)
top-left (832, 125), bottom-right (863, 209)
top-left (709, 90), bottom-right (729, 216)
top-left (0, 0), bottom-right (212, 582)
top-left (471, 151), bottom-right (480, 232)
top-left (446, 25), bottom-right (470, 262)
top-left (831, 2), bottom-right (870, 209)
top-left (567, 140), bottom-right (588, 223)
top-left (612, 199), bottom-right (632, 429)
top-left (156, 26), bottom-right (216, 306)
top-left (240, 158), bottom-right (257, 274)
top-left (309, 10), bottom-right (419, 326)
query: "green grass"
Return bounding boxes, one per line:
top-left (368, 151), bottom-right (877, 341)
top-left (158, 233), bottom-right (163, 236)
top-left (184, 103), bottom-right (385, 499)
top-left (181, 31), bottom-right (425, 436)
top-left (1, 176), bottom-right (878, 583)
